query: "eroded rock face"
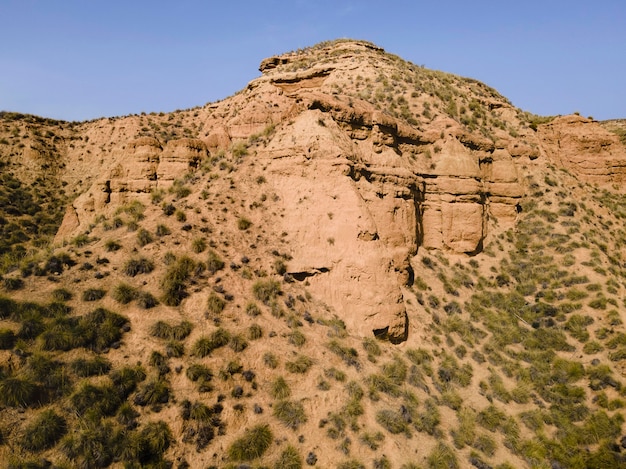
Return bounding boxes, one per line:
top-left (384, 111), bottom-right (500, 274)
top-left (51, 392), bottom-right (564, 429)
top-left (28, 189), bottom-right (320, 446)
top-left (55, 137), bottom-right (208, 241)
top-left (256, 98), bottom-right (524, 340)
top-left (538, 115), bottom-right (626, 184)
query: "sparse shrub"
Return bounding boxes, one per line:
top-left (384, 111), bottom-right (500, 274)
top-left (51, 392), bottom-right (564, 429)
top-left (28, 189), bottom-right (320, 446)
top-left (229, 334), bottom-right (248, 352)
top-left (175, 209), bottom-right (186, 222)
top-left (112, 283), bottom-right (136, 304)
top-left (192, 237), bottom-right (206, 253)
top-left (415, 398), bottom-right (440, 435)
top-left (165, 340), bottom-right (184, 358)
top-left (136, 228), bottom-right (154, 247)
top-left (253, 279), bottom-right (281, 304)
top-left (206, 292), bottom-right (226, 315)
top-left (123, 257), bottom-right (154, 276)
top-left (139, 420), bottom-right (173, 462)
top-left (264, 352), bottom-right (279, 368)
top-left (186, 363), bottom-right (213, 383)
top-left (274, 400), bottom-right (307, 430)
top-left (206, 249), bottom-right (225, 274)
top-left (135, 291), bottom-right (158, 309)
top-left (59, 420), bottom-right (116, 467)
top-left (110, 365), bottom-right (147, 397)
top-left (327, 340), bottom-right (360, 369)
top-left (81, 288), bottom-right (106, 302)
top-left (70, 382), bottom-right (122, 417)
top-left (246, 301), bottom-right (262, 316)
top-left (248, 323), bottom-right (263, 340)
top-left (325, 367), bottom-right (346, 382)
top-left (134, 378), bottom-right (171, 408)
top-left (192, 328), bottom-right (231, 357)
top-left (0, 328), bottom-right (16, 349)
top-left (70, 356), bottom-right (111, 377)
top-left (3, 277), bottom-right (24, 291)
top-left (288, 329), bottom-right (306, 347)
top-left (376, 409), bottom-right (411, 435)
top-left (20, 409), bottom-right (67, 451)
top-left (237, 217), bottom-right (252, 230)
top-left (51, 288), bottom-right (72, 301)
top-left (274, 445), bottom-right (302, 469)
top-left (337, 460), bottom-right (366, 469)
top-left (228, 424), bottom-right (273, 461)
top-left (285, 355), bottom-right (313, 374)
top-left (360, 430), bottom-right (385, 450)
top-left (155, 223), bottom-right (171, 237)
top-left (427, 442), bottom-right (458, 469)
top-left (161, 256), bottom-right (196, 306)
top-left (271, 376), bottom-right (291, 399)
top-left (0, 377), bottom-right (40, 407)
top-left (362, 337), bottom-right (382, 361)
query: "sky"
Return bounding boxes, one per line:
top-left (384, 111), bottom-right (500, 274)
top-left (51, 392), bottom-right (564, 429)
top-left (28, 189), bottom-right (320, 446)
top-left (0, 0), bottom-right (624, 122)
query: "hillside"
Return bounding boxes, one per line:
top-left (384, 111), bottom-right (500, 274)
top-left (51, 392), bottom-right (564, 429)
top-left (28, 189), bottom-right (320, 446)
top-left (1, 38), bottom-right (626, 469)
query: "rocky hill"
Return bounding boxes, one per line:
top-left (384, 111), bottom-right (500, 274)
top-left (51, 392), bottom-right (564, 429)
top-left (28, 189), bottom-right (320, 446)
top-left (1, 39), bottom-right (626, 469)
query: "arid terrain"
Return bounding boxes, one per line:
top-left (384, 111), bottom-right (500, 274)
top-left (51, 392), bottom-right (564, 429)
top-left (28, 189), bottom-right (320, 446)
top-left (1, 39), bottom-right (626, 469)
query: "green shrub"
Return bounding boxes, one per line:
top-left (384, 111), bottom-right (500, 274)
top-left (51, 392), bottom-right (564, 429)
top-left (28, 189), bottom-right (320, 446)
top-left (104, 239), bottom-right (122, 251)
top-left (274, 445), bottom-right (302, 469)
top-left (81, 288), bottom-right (106, 302)
top-left (136, 228), bottom-right (154, 247)
top-left (60, 419), bottom-right (116, 468)
top-left (427, 442), bottom-right (458, 469)
top-left (192, 237), bottom-right (206, 253)
top-left (248, 323), bottom-right (263, 340)
top-left (376, 409), bottom-right (411, 436)
top-left (139, 420), bottom-right (173, 462)
top-left (186, 363), bottom-right (213, 383)
top-left (273, 400), bottom-right (307, 430)
top-left (227, 424), bottom-right (273, 461)
top-left (20, 409), bottom-right (67, 451)
top-left (337, 460), bottom-right (366, 469)
top-left (71, 382), bottom-right (122, 417)
top-left (155, 224), bottom-right (171, 237)
top-left (264, 352), bottom-right (279, 368)
top-left (134, 378), bottom-right (171, 408)
top-left (206, 249), bottom-right (225, 274)
top-left (0, 328), bottom-right (16, 349)
top-left (252, 279), bottom-right (281, 304)
top-left (271, 376), bottom-right (291, 399)
top-left (229, 334), bottom-right (248, 352)
top-left (0, 377), bottom-right (40, 407)
top-left (288, 330), bottom-right (306, 347)
top-left (237, 217), bottom-right (252, 230)
top-left (112, 283), bottom-right (136, 304)
top-left (161, 256), bottom-right (196, 306)
top-left (359, 430), bottom-right (384, 450)
top-left (51, 288), bottom-right (73, 301)
top-left (135, 291), bottom-right (158, 309)
top-left (285, 355), bottom-right (313, 374)
top-left (362, 337), bottom-right (382, 361)
top-left (327, 340), bottom-right (360, 369)
top-left (207, 292), bottom-right (226, 315)
top-left (246, 302), bottom-right (262, 316)
top-left (123, 257), bottom-right (155, 276)
top-left (70, 356), bottom-right (111, 377)
top-left (192, 328), bottom-right (231, 357)
top-left (110, 365), bottom-right (147, 397)
top-left (477, 405), bottom-right (506, 432)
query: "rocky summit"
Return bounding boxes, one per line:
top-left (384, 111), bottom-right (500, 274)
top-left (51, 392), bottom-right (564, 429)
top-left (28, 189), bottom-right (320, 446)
top-left (2, 39), bottom-right (626, 468)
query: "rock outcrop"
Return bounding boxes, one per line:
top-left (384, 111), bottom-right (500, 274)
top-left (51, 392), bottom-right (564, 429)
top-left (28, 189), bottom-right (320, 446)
top-left (49, 40), bottom-right (626, 343)
top-left (538, 115), bottom-right (626, 184)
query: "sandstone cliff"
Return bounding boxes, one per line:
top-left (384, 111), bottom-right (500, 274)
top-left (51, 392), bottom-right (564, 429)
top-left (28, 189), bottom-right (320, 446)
top-left (4, 40), bottom-right (626, 343)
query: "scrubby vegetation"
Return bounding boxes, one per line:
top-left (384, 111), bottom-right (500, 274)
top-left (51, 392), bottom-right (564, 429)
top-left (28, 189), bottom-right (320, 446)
top-left (2, 39), bottom-right (626, 469)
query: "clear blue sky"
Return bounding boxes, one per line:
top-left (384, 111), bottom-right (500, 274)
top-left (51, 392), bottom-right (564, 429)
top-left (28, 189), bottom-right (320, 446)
top-left (1, 0), bottom-right (624, 122)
